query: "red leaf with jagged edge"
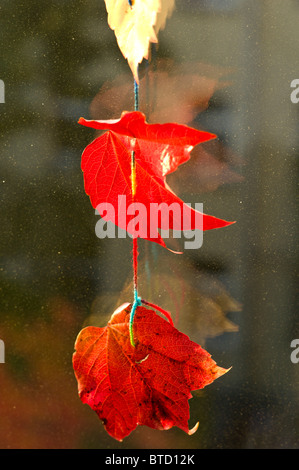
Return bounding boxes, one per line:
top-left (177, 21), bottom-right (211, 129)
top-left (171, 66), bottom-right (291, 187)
top-left (79, 111), bottom-right (234, 249)
top-left (73, 303), bottom-right (228, 441)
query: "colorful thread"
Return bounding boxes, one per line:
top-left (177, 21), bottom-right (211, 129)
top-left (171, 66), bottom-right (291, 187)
top-left (130, 80), bottom-right (139, 198)
top-left (134, 80), bottom-right (139, 111)
top-left (128, 71), bottom-right (173, 346)
top-left (129, 290), bottom-right (142, 347)
top-left (129, 73), bottom-right (140, 347)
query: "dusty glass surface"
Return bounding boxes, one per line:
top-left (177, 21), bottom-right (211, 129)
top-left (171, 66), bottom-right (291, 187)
top-left (0, 0), bottom-right (298, 449)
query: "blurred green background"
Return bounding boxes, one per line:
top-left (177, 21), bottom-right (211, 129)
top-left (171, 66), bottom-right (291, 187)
top-left (0, 0), bottom-right (298, 449)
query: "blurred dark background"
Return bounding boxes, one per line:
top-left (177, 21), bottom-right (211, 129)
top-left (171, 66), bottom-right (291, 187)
top-left (0, 0), bottom-right (298, 449)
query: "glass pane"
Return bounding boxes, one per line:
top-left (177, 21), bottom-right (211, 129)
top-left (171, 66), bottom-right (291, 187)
top-left (0, 0), bottom-right (298, 450)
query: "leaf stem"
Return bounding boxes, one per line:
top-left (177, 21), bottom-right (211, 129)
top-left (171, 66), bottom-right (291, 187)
top-left (141, 299), bottom-right (173, 326)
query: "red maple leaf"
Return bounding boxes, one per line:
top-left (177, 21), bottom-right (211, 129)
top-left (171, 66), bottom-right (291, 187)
top-left (79, 111), bottom-right (234, 249)
top-left (73, 303), bottom-right (228, 441)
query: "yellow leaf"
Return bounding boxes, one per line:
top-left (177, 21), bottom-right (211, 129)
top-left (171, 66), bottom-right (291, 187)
top-left (104, 0), bottom-right (174, 82)
top-left (155, 0), bottom-right (175, 34)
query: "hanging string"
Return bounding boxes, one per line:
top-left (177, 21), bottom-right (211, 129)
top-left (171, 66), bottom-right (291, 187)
top-left (126, 1), bottom-right (173, 345)
top-left (131, 79), bottom-right (139, 198)
top-left (128, 61), bottom-right (174, 345)
top-left (129, 74), bottom-right (140, 347)
top-left (129, 283), bottom-right (142, 348)
top-left (134, 79), bottom-right (139, 113)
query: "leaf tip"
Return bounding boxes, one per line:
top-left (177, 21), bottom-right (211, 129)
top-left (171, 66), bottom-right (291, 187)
top-left (188, 421), bottom-right (199, 436)
top-left (214, 365), bottom-right (232, 380)
top-left (221, 219), bottom-right (236, 228)
top-left (206, 218), bottom-right (236, 230)
top-left (165, 244), bottom-right (184, 254)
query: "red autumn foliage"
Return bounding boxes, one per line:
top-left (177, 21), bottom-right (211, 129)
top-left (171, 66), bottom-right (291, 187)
top-left (73, 303), bottom-right (228, 441)
top-left (79, 111), bottom-right (234, 249)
